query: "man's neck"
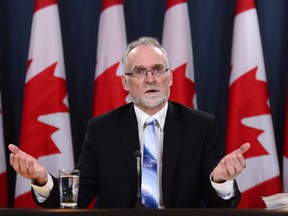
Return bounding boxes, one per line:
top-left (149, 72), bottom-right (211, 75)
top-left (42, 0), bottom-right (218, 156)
top-left (135, 102), bottom-right (167, 116)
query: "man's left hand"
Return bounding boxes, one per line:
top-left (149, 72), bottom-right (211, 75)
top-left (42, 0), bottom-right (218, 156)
top-left (211, 142), bottom-right (251, 183)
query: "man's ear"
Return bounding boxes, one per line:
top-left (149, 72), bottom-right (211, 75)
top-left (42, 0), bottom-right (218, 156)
top-left (121, 75), bottom-right (129, 91)
top-left (169, 71), bottom-right (173, 86)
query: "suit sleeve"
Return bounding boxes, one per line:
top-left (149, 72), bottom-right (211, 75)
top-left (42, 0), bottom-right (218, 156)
top-left (201, 116), bottom-right (241, 208)
top-left (31, 175), bottom-right (60, 208)
top-left (32, 119), bottom-right (99, 208)
top-left (74, 119), bottom-right (99, 208)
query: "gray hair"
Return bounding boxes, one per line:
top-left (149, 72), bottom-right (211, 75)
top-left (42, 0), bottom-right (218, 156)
top-left (122, 36), bottom-right (169, 72)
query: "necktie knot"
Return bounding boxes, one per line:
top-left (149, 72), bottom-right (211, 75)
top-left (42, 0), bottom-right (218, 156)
top-left (146, 116), bottom-right (157, 127)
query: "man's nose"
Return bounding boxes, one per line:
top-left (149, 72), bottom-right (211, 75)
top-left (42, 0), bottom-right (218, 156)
top-left (145, 71), bottom-right (156, 82)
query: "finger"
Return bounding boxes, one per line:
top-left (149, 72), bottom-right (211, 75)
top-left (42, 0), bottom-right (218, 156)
top-left (226, 155), bottom-right (246, 179)
top-left (230, 155), bottom-right (244, 174)
top-left (232, 142), bottom-right (251, 155)
top-left (224, 157), bottom-right (236, 178)
top-left (8, 144), bottom-right (25, 156)
top-left (10, 154), bottom-right (21, 173)
top-left (27, 159), bottom-right (35, 176)
top-left (236, 154), bottom-right (246, 169)
top-left (19, 157), bottom-right (28, 173)
top-left (9, 153), bottom-right (15, 166)
top-left (218, 159), bottom-right (229, 179)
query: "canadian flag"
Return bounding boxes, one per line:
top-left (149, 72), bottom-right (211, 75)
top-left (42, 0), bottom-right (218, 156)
top-left (93, 0), bottom-right (128, 117)
top-left (0, 91), bottom-right (8, 207)
top-left (14, 0), bottom-right (74, 207)
top-left (283, 82), bottom-right (288, 192)
top-left (226, 0), bottom-right (281, 208)
top-left (162, 0), bottom-right (196, 108)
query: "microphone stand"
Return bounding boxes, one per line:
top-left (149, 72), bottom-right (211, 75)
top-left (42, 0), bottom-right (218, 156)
top-left (134, 150), bottom-right (143, 208)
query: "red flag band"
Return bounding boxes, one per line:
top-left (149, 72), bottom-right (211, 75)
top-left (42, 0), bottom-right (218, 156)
top-left (93, 0), bottom-right (128, 117)
top-left (226, 0), bottom-right (281, 208)
top-left (162, 0), bottom-right (197, 108)
top-left (14, 0), bottom-right (74, 207)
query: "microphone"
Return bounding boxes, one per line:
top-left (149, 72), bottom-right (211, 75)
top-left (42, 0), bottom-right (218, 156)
top-left (134, 150), bottom-right (142, 208)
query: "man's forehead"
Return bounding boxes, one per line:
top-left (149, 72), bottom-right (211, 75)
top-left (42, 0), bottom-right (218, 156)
top-left (128, 45), bottom-right (164, 57)
top-left (126, 45), bottom-right (168, 70)
top-left (134, 63), bottom-right (165, 69)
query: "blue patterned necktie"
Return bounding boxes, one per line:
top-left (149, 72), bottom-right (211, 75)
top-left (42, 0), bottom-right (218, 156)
top-left (141, 116), bottom-right (158, 208)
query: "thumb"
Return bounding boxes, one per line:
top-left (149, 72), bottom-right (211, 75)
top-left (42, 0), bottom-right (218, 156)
top-left (8, 144), bottom-right (23, 155)
top-left (232, 142), bottom-right (251, 155)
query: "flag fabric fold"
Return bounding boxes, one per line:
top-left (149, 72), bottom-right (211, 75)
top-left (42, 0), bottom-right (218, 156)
top-left (14, 0), bottom-right (74, 207)
top-left (226, 0), bottom-right (281, 208)
top-left (93, 0), bottom-right (128, 117)
top-left (162, 0), bottom-right (197, 108)
top-left (0, 91), bottom-right (8, 207)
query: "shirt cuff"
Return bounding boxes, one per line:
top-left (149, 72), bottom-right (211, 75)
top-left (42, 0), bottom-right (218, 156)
top-left (210, 174), bottom-right (235, 200)
top-left (31, 173), bottom-right (54, 198)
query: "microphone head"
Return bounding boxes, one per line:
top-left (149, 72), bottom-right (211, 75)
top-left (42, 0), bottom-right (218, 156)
top-left (134, 150), bottom-right (141, 159)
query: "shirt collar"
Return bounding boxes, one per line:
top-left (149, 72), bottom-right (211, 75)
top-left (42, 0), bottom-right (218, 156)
top-left (134, 102), bottom-right (168, 131)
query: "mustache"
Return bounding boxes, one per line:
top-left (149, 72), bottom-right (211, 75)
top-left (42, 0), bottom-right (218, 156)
top-left (143, 84), bottom-right (161, 92)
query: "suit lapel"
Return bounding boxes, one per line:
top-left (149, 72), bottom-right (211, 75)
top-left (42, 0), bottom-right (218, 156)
top-left (162, 102), bottom-right (184, 206)
top-left (119, 104), bottom-right (140, 200)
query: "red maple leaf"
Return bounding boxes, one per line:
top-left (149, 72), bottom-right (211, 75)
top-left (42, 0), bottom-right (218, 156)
top-left (20, 60), bottom-right (69, 159)
top-left (226, 67), bottom-right (270, 158)
top-left (93, 62), bottom-right (128, 116)
top-left (169, 63), bottom-right (196, 108)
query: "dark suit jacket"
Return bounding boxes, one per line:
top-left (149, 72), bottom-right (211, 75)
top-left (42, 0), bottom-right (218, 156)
top-left (34, 101), bottom-right (241, 208)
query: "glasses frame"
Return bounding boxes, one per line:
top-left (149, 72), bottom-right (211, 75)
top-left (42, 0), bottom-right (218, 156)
top-left (125, 67), bottom-right (170, 79)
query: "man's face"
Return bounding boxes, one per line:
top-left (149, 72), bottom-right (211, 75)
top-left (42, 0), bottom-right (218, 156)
top-left (121, 45), bottom-right (172, 114)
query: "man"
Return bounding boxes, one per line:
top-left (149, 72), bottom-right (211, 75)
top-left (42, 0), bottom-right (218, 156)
top-left (9, 37), bottom-right (250, 208)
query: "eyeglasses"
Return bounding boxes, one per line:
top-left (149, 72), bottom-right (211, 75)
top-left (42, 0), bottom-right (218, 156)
top-left (125, 67), bottom-right (169, 79)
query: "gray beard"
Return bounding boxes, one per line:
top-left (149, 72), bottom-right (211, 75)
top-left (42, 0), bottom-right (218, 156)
top-left (133, 91), bottom-right (169, 110)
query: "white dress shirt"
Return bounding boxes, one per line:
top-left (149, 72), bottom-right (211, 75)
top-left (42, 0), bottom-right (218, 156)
top-left (33, 102), bottom-right (235, 205)
top-left (133, 102), bottom-right (235, 208)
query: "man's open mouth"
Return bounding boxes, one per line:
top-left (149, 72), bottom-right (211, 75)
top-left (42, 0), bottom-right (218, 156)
top-left (145, 89), bottom-right (158, 93)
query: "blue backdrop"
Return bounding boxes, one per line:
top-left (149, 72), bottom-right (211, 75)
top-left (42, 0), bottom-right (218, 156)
top-left (0, 0), bottom-right (287, 206)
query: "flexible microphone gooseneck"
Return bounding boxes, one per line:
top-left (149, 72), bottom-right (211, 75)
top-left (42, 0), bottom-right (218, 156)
top-left (134, 150), bottom-right (142, 208)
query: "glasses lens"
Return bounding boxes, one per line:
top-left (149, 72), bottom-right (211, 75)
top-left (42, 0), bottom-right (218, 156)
top-left (133, 69), bottom-right (145, 78)
top-left (153, 67), bottom-right (165, 76)
top-left (131, 67), bottom-right (167, 78)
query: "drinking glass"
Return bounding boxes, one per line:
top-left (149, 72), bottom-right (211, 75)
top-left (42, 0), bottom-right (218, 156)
top-left (59, 169), bottom-right (80, 209)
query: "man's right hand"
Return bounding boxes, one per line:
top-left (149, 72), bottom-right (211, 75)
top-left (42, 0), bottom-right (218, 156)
top-left (9, 144), bottom-right (48, 186)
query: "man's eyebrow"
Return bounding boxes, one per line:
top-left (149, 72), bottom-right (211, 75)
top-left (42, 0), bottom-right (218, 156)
top-left (152, 64), bottom-right (164, 68)
top-left (133, 66), bottom-right (146, 70)
top-left (134, 64), bottom-right (164, 69)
